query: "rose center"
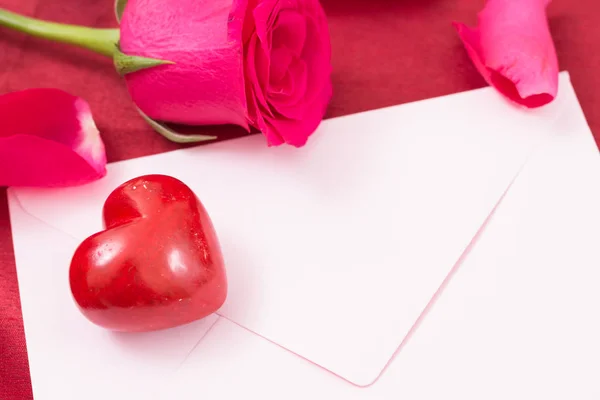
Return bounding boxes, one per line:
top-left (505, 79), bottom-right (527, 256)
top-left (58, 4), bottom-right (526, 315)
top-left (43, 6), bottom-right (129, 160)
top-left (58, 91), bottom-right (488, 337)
top-left (267, 10), bottom-right (308, 97)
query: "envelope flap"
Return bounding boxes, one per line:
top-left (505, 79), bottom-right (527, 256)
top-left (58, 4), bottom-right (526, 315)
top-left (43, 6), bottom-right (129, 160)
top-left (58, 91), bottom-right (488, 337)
top-left (11, 73), bottom-right (570, 387)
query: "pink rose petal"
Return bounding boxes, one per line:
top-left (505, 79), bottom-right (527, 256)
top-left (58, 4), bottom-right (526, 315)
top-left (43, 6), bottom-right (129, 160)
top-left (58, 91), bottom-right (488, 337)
top-left (273, 11), bottom-right (307, 58)
top-left (119, 0), bottom-right (250, 128)
top-left (0, 88), bottom-right (107, 187)
top-left (249, 94), bottom-right (284, 146)
top-left (243, 0), bottom-right (332, 147)
top-left (269, 47), bottom-right (294, 83)
top-left (270, 59), bottom-right (308, 119)
top-left (453, 0), bottom-right (558, 108)
top-left (270, 58), bottom-right (307, 101)
top-left (265, 81), bottom-right (331, 147)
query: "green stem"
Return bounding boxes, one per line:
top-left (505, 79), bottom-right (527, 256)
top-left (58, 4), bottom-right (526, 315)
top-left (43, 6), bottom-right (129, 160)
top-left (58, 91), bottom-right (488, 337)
top-left (0, 7), bottom-right (119, 58)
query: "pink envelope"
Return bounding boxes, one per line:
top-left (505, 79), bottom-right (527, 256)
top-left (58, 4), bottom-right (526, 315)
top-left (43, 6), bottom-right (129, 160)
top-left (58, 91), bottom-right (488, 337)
top-left (8, 72), bottom-right (600, 400)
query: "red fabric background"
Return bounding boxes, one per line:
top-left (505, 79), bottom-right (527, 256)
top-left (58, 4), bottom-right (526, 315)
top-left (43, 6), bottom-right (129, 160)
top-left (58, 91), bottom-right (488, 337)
top-left (1, 0), bottom-right (599, 398)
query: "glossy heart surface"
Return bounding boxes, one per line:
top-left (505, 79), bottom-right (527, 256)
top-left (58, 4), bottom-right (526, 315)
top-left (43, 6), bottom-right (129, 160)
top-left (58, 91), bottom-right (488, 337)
top-left (69, 174), bottom-right (227, 332)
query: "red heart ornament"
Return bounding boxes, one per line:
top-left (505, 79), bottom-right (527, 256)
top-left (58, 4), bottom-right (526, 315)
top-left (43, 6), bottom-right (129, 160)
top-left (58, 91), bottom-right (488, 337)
top-left (69, 174), bottom-right (227, 332)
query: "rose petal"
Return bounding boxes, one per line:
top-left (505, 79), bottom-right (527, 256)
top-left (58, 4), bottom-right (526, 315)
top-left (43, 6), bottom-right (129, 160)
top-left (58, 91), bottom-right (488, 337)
top-left (242, 0), bottom-right (258, 40)
top-left (271, 70), bottom-right (295, 97)
top-left (265, 80), bottom-right (332, 147)
top-left (252, 0), bottom-right (279, 77)
top-left (269, 47), bottom-right (294, 84)
top-left (270, 57), bottom-right (306, 98)
top-left (269, 58), bottom-right (308, 118)
top-left (120, 0), bottom-right (250, 128)
top-left (273, 10), bottom-right (307, 57)
top-left (253, 0), bottom-right (285, 41)
top-left (245, 33), bottom-right (275, 118)
top-left (453, 0), bottom-right (558, 108)
top-left (249, 95), bottom-right (285, 147)
top-left (244, 0), bottom-right (332, 148)
top-left (0, 88), bottom-right (107, 187)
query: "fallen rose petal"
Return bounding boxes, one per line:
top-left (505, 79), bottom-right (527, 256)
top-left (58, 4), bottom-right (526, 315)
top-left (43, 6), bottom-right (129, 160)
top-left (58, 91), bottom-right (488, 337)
top-left (453, 0), bottom-right (558, 108)
top-left (0, 88), bottom-right (107, 187)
